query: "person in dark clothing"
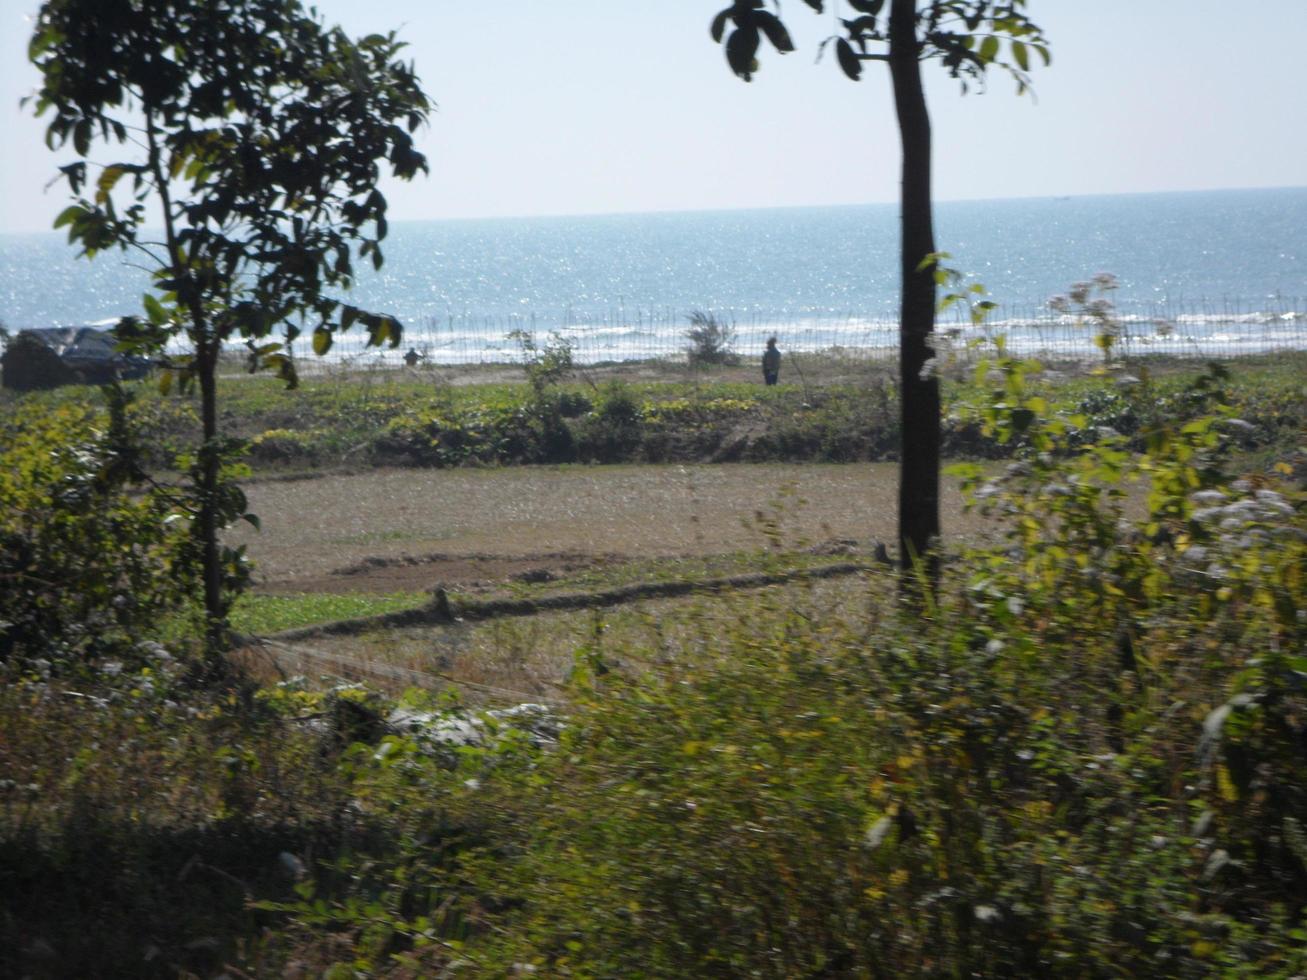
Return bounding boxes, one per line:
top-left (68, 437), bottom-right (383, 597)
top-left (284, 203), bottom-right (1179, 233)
top-left (761, 336), bottom-right (780, 386)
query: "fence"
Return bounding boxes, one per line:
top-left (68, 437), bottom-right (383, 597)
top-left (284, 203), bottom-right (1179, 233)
top-left (306, 296), bottom-right (1307, 370)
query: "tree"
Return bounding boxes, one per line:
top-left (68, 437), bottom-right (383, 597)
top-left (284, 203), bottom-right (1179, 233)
top-left (28, 0), bottom-right (430, 663)
top-left (709, 0), bottom-right (1047, 579)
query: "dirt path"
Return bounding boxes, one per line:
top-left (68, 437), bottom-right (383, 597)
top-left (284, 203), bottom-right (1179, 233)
top-left (229, 462), bottom-right (986, 594)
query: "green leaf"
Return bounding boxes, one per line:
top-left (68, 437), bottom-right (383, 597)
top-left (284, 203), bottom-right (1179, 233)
top-left (53, 205), bottom-right (85, 230)
top-left (96, 165), bottom-right (126, 204)
top-left (312, 327), bottom-right (332, 356)
top-left (726, 25), bottom-right (761, 80)
top-left (1010, 39), bottom-right (1029, 71)
top-left (72, 119), bottom-right (91, 157)
top-left (28, 27), bottom-right (55, 61)
top-left (835, 38), bottom-right (862, 80)
top-left (143, 293), bottom-right (168, 326)
top-left (979, 35), bottom-right (1000, 63)
top-left (710, 10), bottom-right (730, 44)
top-left (754, 11), bottom-right (794, 53)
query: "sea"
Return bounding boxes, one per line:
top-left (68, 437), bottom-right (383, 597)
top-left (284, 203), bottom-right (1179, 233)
top-left (2, 186), bottom-right (1305, 364)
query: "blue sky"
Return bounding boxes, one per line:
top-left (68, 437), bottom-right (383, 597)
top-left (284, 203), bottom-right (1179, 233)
top-left (2, 0), bottom-right (1305, 233)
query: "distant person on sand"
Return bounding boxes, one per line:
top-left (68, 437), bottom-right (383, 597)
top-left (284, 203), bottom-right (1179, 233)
top-left (761, 336), bottom-right (780, 386)
top-left (403, 348), bottom-right (421, 368)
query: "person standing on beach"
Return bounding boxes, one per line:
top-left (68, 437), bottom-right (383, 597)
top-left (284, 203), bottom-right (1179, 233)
top-left (761, 336), bottom-right (781, 386)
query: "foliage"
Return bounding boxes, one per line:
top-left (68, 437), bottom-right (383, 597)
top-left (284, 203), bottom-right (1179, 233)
top-left (684, 310), bottom-right (739, 367)
top-left (0, 671), bottom-right (366, 977)
top-left (1050, 271), bottom-right (1122, 362)
top-left (6, 359), bottom-right (1299, 475)
top-left (508, 329), bottom-right (576, 396)
top-left (29, 0), bottom-right (429, 376)
top-left (711, 0), bottom-right (1048, 89)
top-left (501, 329), bottom-right (581, 459)
top-left (0, 387), bottom-right (198, 674)
top-left (574, 381), bottom-right (644, 462)
top-left (28, 0), bottom-right (430, 652)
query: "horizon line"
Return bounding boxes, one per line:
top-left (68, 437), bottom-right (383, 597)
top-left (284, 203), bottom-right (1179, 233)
top-left (2, 183), bottom-right (1304, 236)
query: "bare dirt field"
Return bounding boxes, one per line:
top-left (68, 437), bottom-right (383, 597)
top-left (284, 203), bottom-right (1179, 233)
top-left (230, 462), bottom-right (987, 595)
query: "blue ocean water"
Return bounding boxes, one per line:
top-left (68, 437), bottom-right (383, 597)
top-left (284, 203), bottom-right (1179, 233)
top-left (2, 187), bottom-right (1304, 362)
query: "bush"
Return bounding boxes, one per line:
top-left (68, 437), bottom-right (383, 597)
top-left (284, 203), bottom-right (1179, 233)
top-left (554, 390), bottom-right (593, 419)
top-left (685, 310), bottom-right (739, 367)
top-left (0, 387), bottom-right (196, 674)
top-left (575, 382), bottom-right (644, 462)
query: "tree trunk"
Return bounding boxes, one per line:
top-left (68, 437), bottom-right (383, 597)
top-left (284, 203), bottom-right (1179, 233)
top-left (888, 0), bottom-right (940, 584)
top-left (195, 329), bottom-right (226, 663)
top-left (144, 104), bottom-right (229, 667)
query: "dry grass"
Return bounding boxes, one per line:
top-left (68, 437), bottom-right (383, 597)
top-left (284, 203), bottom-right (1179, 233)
top-left (239, 571), bottom-right (885, 707)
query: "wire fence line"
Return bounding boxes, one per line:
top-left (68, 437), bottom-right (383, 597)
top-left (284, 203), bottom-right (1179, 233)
top-left (309, 295), bottom-right (1307, 370)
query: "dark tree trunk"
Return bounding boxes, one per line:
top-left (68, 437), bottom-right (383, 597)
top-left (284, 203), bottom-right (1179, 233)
top-left (196, 330), bottom-right (225, 659)
top-left (888, 0), bottom-right (940, 584)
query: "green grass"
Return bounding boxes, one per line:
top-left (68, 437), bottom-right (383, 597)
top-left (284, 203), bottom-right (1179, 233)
top-left (5, 351), bottom-right (1304, 473)
top-left (230, 590), bottom-right (427, 634)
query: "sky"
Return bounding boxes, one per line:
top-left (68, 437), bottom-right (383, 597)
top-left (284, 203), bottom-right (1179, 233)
top-left (1, 0), bottom-right (1305, 234)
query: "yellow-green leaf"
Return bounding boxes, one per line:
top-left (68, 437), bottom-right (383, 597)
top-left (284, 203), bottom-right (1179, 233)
top-left (1010, 39), bottom-right (1029, 71)
top-left (96, 165), bottom-right (126, 204)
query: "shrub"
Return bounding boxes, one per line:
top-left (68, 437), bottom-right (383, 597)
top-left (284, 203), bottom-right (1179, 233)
top-left (508, 329), bottom-right (575, 395)
top-left (0, 387), bottom-right (196, 674)
top-left (248, 426), bottom-right (327, 464)
top-left (684, 310), bottom-right (739, 367)
top-left (554, 390), bottom-right (592, 419)
top-left (575, 381), bottom-right (643, 462)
